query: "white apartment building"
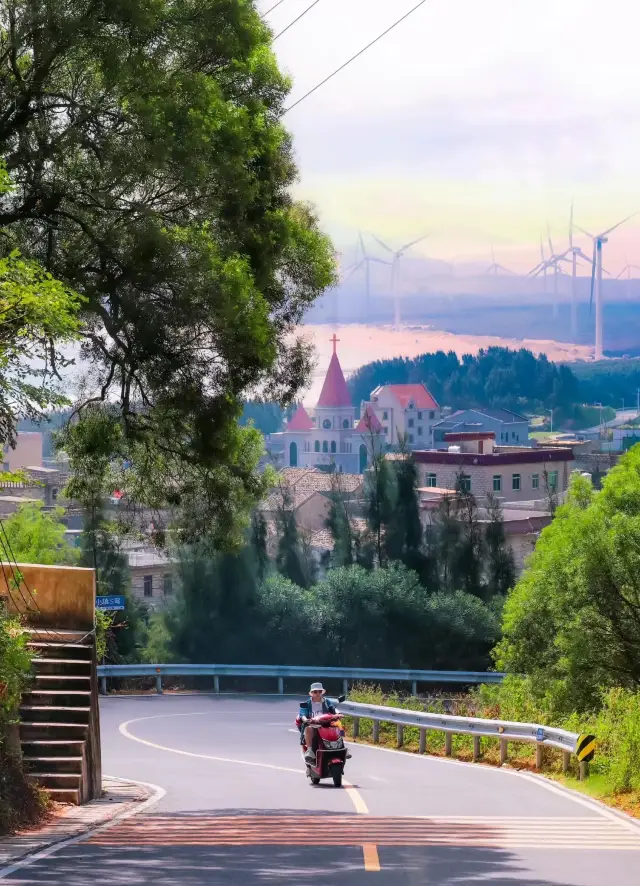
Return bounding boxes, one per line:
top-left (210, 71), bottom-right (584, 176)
top-left (365, 384), bottom-right (440, 447)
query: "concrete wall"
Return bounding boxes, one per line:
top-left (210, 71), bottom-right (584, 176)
top-left (130, 564), bottom-right (173, 609)
top-left (3, 433), bottom-right (43, 472)
top-left (2, 562), bottom-right (95, 630)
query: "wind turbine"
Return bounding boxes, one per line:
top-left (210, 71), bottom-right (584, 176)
top-left (566, 202), bottom-right (596, 340)
top-left (616, 256), bottom-right (640, 299)
top-left (342, 232), bottom-right (391, 323)
top-left (575, 214), bottom-right (635, 361)
top-left (370, 232), bottom-right (429, 329)
top-left (484, 246), bottom-right (516, 276)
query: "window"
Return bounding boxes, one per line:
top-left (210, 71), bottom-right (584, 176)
top-left (330, 440), bottom-right (336, 453)
top-left (429, 411), bottom-right (435, 420)
top-left (417, 427), bottom-right (423, 436)
top-left (417, 411), bottom-right (423, 420)
top-left (512, 431), bottom-right (517, 440)
top-left (408, 418), bottom-right (414, 428)
top-left (532, 473), bottom-right (539, 490)
top-left (426, 473), bottom-right (437, 488)
top-left (383, 426), bottom-right (388, 434)
top-left (143, 575), bottom-right (153, 597)
top-left (408, 434), bottom-right (414, 443)
top-left (512, 473), bottom-right (521, 491)
top-left (383, 411), bottom-right (388, 420)
top-left (163, 574), bottom-right (173, 596)
top-left (493, 475), bottom-right (502, 492)
top-left (314, 440), bottom-right (320, 452)
top-left (342, 419), bottom-right (350, 429)
top-left (459, 474), bottom-right (471, 493)
top-left (322, 440), bottom-right (328, 453)
top-left (548, 470), bottom-right (558, 489)
top-left (2, 462), bottom-right (8, 472)
top-left (322, 419), bottom-right (331, 429)
top-left (52, 488), bottom-right (59, 501)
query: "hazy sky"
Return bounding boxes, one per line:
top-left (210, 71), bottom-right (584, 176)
top-left (261, 0), bottom-right (640, 273)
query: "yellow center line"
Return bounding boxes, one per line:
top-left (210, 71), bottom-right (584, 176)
top-left (344, 781), bottom-right (381, 872)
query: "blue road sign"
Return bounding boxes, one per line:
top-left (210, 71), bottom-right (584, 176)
top-left (96, 595), bottom-right (125, 611)
top-left (536, 727), bottom-right (545, 742)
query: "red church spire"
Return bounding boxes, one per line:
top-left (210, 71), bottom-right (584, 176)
top-left (317, 336), bottom-right (351, 408)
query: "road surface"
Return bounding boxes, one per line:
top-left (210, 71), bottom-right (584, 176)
top-left (3, 695), bottom-right (640, 884)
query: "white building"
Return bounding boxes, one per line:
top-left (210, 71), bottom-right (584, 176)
top-left (271, 336), bottom-right (384, 474)
top-left (364, 384), bottom-right (440, 447)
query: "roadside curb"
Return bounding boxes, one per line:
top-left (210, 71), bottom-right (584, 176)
top-left (0, 775), bottom-right (164, 878)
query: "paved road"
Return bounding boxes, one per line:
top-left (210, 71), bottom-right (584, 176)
top-left (4, 695), bottom-right (640, 884)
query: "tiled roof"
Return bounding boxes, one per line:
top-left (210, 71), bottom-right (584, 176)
top-left (262, 468), bottom-right (363, 512)
top-left (309, 518), bottom-right (369, 551)
top-left (317, 352), bottom-right (352, 408)
top-left (374, 384), bottom-right (438, 410)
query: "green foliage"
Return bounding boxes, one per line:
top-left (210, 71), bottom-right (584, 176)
top-left (0, 610), bottom-right (31, 716)
top-left (1, 0), bottom-right (336, 547)
top-left (2, 502), bottom-right (78, 566)
top-left (570, 358), bottom-right (640, 409)
top-left (496, 447), bottom-right (640, 715)
top-left (348, 347), bottom-right (578, 414)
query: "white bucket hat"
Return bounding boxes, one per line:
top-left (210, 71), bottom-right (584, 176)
top-left (309, 682), bottom-right (326, 694)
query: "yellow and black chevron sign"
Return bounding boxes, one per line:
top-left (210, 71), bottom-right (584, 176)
top-left (576, 733), bottom-right (596, 763)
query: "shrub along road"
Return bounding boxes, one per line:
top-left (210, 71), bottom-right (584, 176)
top-left (3, 695), bottom-right (640, 884)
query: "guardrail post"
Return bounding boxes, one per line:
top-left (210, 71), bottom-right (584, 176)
top-left (396, 724), bottom-right (404, 748)
top-left (579, 761), bottom-right (589, 781)
top-left (342, 679), bottom-right (348, 696)
top-left (445, 732), bottom-right (453, 756)
top-left (499, 738), bottom-right (508, 765)
top-left (418, 728), bottom-right (426, 754)
top-left (352, 717), bottom-right (360, 739)
top-left (277, 677), bottom-right (284, 694)
top-left (214, 676), bottom-right (220, 694)
top-left (155, 670), bottom-right (163, 695)
top-left (472, 735), bottom-right (481, 762)
top-left (100, 676), bottom-right (107, 695)
top-left (562, 751), bottom-right (570, 773)
top-left (535, 744), bottom-right (544, 770)
top-left (411, 680), bottom-right (417, 696)
top-left (372, 720), bottom-right (380, 744)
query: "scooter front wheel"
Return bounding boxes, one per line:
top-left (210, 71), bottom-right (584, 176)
top-left (310, 776), bottom-right (321, 785)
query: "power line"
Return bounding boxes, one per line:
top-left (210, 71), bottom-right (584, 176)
top-left (263, 0), bottom-right (288, 15)
top-left (273, 0), bottom-right (322, 40)
top-left (282, 0), bottom-right (429, 115)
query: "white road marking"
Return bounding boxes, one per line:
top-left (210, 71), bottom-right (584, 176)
top-left (0, 776), bottom-right (166, 880)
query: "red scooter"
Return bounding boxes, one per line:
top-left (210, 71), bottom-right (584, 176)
top-left (298, 704), bottom-right (348, 787)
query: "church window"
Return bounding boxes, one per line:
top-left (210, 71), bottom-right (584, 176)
top-left (342, 419), bottom-right (350, 429)
top-left (323, 419), bottom-right (332, 429)
top-left (314, 440), bottom-right (320, 452)
top-left (330, 441), bottom-right (336, 453)
top-left (322, 440), bottom-right (328, 453)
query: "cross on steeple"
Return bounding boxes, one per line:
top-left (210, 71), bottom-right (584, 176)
top-left (330, 333), bottom-right (339, 355)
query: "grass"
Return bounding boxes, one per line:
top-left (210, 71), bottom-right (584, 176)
top-left (342, 684), bottom-right (640, 821)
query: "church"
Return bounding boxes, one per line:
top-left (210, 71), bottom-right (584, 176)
top-left (273, 336), bottom-right (384, 474)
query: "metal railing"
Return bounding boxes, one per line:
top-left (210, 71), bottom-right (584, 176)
top-left (338, 699), bottom-right (592, 779)
top-left (97, 663), bottom-right (505, 697)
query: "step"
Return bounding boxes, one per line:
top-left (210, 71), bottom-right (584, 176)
top-left (41, 788), bottom-right (80, 805)
top-left (27, 772), bottom-right (83, 792)
top-left (28, 642), bottom-right (92, 661)
top-left (24, 690), bottom-right (92, 703)
top-left (33, 675), bottom-right (91, 691)
top-left (20, 722), bottom-right (89, 741)
top-left (23, 756), bottom-right (83, 774)
top-left (21, 740), bottom-right (86, 758)
top-left (27, 629), bottom-right (93, 642)
top-left (32, 658), bottom-right (91, 676)
top-left (19, 706), bottom-right (91, 725)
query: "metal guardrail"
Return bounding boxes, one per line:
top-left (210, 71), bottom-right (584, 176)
top-left (97, 663), bottom-right (505, 697)
top-left (338, 700), bottom-right (592, 779)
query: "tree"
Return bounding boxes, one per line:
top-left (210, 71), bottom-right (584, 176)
top-left (0, 164), bottom-right (81, 446)
top-left (496, 448), bottom-right (640, 715)
top-left (1, 0), bottom-right (336, 546)
top-left (1, 502), bottom-right (78, 565)
top-left (483, 493), bottom-right (516, 596)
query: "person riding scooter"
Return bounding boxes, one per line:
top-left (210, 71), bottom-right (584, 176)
top-left (296, 683), bottom-right (351, 761)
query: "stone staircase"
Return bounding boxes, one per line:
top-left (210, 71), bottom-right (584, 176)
top-left (19, 630), bottom-right (101, 805)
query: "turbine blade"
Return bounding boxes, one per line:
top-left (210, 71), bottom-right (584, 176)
top-left (601, 212), bottom-right (636, 237)
top-left (369, 232), bottom-right (394, 254)
top-left (569, 199), bottom-right (574, 248)
top-left (342, 259), bottom-right (364, 283)
top-left (400, 233), bottom-right (430, 253)
top-left (575, 223), bottom-right (594, 239)
top-left (547, 222), bottom-right (554, 255)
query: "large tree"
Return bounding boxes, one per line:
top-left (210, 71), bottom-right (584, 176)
top-left (0, 1), bottom-right (335, 544)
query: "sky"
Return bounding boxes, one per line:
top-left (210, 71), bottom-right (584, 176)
top-left (260, 0), bottom-right (640, 274)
